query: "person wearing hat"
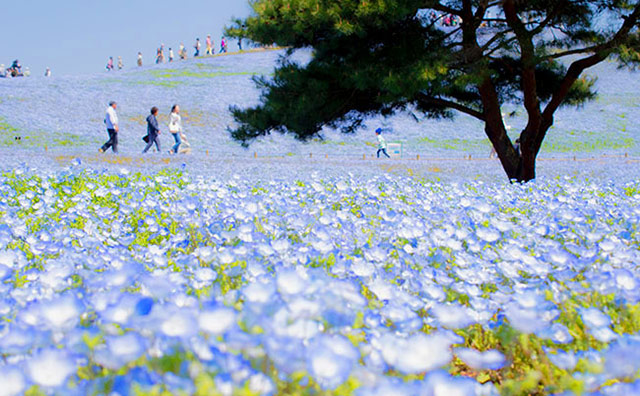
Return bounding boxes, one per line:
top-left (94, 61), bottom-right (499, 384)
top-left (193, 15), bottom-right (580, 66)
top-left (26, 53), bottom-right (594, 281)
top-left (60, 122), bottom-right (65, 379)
top-left (99, 101), bottom-right (119, 153)
top-left (375, 128), bottom-right (390, 158)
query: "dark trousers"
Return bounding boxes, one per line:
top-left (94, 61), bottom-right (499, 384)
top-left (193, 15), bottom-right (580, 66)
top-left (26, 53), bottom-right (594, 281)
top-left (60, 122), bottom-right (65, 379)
top-left (377, 148), bottom-right (390, 158)
top-left (142, 132), bottom-right (161, 153)
top-left (101, 129), bottom-right (118, 153)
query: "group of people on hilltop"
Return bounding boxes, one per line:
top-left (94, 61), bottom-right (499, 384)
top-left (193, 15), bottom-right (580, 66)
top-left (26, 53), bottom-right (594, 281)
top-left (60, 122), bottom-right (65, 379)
top-left (106, 56), bottom-right (124, 71)
top-left (1, 60), bottom-right (30, 78)
top-left (186, 35), bottom-right (234, 59)
top-left (1, 60), bottom-right (51, 77)
top-left (107, 35), bottom-right (242, 71)
top-left (428, 11), bottom-right (462, 26)
top-left (99, 101), bottom-right (190, 155)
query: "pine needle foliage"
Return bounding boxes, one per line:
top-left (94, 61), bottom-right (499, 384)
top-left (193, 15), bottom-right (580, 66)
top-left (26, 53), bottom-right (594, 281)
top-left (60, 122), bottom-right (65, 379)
top-left (226, 0), bottom-right (640, 181)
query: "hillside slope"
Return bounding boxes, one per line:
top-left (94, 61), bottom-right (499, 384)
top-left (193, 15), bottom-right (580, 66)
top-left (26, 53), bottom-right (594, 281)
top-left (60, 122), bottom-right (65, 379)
top-left (0, 49), bottom-right (639, 177)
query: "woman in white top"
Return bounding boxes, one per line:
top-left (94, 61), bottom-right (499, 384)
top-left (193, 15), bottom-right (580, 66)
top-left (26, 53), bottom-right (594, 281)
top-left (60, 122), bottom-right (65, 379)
top-left (169, 105), bottom-right (183, 154)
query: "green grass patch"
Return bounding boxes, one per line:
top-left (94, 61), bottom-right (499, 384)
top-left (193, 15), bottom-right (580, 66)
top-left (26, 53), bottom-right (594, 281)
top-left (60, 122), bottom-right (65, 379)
top-left (0, 130), bottom-right (99, 148)
top-left (0, 117), bottom-right (18, 133)
top-left (148, 69), bottom-right (261, 79)
top-left (194, 63), bottom-right (222, 70)
top-left (541, 130), bottom-right (635, 153)
top-left (133, 80), bottom-right (184, 88)
top-left (418, 136), bottom-right (491, 150)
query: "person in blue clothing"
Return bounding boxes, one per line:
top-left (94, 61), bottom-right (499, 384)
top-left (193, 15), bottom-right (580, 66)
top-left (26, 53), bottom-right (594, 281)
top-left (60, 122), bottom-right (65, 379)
top-left (375, 128), bottom-right (391, 158)
top-left (194, 38), bottom-right (201, 57)
top-left (142, 107), bottom-right (161, 153)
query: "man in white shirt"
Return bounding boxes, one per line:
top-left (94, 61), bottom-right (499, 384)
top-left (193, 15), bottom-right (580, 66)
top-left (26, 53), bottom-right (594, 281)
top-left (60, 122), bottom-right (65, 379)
top-left (99, 101), bottom-right (119, 153)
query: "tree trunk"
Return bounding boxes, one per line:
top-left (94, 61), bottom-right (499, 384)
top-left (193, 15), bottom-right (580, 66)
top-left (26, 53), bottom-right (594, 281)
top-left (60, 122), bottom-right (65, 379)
top-left (515, 146), bottom-right (536, 183)
top-left (486, 129), bottom-right (517, 179)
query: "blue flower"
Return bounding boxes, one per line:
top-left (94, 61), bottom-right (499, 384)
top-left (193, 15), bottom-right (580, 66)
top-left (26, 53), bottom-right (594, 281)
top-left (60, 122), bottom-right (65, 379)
top-left (456, 348), bottom-right (506, 370)
top-left (377, 332), bottom-right (453, 375)
top-left (27, 348), bottom-right (77, 388)
top-left (0, 365), bottom-right (26, 396)
top-left (306, 335), bottom-right (358, 389)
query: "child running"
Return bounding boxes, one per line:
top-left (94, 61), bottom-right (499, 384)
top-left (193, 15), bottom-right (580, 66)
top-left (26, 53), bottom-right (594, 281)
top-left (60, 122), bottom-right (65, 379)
top-left (375, 128), bottom-right (391, 158)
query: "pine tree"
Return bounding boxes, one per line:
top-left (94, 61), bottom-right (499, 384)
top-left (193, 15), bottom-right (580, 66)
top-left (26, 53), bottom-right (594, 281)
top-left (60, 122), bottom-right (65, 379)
top-left (226, 1), bottom-right (640, 182)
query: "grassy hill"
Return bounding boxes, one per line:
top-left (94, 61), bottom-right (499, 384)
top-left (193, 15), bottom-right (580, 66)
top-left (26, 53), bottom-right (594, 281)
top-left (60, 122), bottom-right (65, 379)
top-left (0, 49), bottom-right (639, 179)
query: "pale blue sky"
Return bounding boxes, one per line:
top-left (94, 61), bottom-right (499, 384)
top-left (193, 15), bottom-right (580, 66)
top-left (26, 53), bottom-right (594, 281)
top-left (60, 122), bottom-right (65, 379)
top-left (0, 0), bottom-right (251, 76)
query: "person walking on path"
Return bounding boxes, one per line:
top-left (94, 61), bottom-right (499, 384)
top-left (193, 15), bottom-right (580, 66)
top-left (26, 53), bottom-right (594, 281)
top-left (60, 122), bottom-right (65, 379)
top-left (156, 45), bottom-right (165, 64)
top-left (194, 38), bottom-right (201, 57)
top-left (179, 43), bottom-right (186, 60)
top-left (219, 37), bottom-right (227, 53)
top-left (206, 35), bottom-right (213, 55)
top-left (168, 48), bottom-right (174, 62)
top-left (142, 107), bottom-right (162, 153)
top-left (117, 56), bottom-right (123, 70)
top-left (99, 101), bottom-right (119, 153)
top-left (44, 67), bottom-right (51, 77)
top-left (137, 52), bottom-right (143, 67)
top-left (375, 128), bottom-right (391, 158)
top-left (168, 104), bottom-right (183, 154)
top-left (106, 57), bottom-right (114, 71)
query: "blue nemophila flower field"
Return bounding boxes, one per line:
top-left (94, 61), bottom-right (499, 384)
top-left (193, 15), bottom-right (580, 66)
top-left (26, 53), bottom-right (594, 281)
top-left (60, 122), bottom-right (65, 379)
top-left (1, 49), bottom-right (640, 395)
top-left (0, 165), bottom-right (638, 395)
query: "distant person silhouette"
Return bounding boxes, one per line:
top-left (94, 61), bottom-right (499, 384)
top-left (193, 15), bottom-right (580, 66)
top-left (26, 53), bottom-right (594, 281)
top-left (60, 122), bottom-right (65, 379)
top-left (137, 52), bottom-right (143, 67)
top-left (194, 38), bottom-right (201, 57)
top-left (156, 45), bottom-right (165, 64)
top-left (206, 35), bottom-right (213, 55)
top-left (106, 57), bottom-right (114, 71)
top-left (44, 67), bottom-right (51, 77)
top-left (219, 37), bottom-right (227, 53)
top-left (117, 56), bottom-right (123, 70)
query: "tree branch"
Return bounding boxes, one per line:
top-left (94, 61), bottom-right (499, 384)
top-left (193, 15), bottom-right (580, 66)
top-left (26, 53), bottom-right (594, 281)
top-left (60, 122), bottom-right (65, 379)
top-left (428, 2), bottom-right (463, 17)
top-left (544, 45), bottom-right (603, 60)
top-left (529, 3), bottom-right (563, 36)
top-left (538, 3), bottom-right (640, 153)
top-left (543, 4), bottom-right (640, 117)
top-left (417, 92), bottom-right (486, 121)
top-left (472, 0), bottom-right (490, 30)
top-left (503, 0), bottom-right (542, 149)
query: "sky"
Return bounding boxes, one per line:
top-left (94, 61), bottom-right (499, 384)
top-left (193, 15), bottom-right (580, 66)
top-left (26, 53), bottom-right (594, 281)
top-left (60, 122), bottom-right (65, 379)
top-left (0, 0), bottom-right (252, 76)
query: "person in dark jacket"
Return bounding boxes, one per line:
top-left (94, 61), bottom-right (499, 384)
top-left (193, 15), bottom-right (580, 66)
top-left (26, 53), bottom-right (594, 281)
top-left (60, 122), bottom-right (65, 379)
top-left (142, 107), bottom-right (161, 153)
